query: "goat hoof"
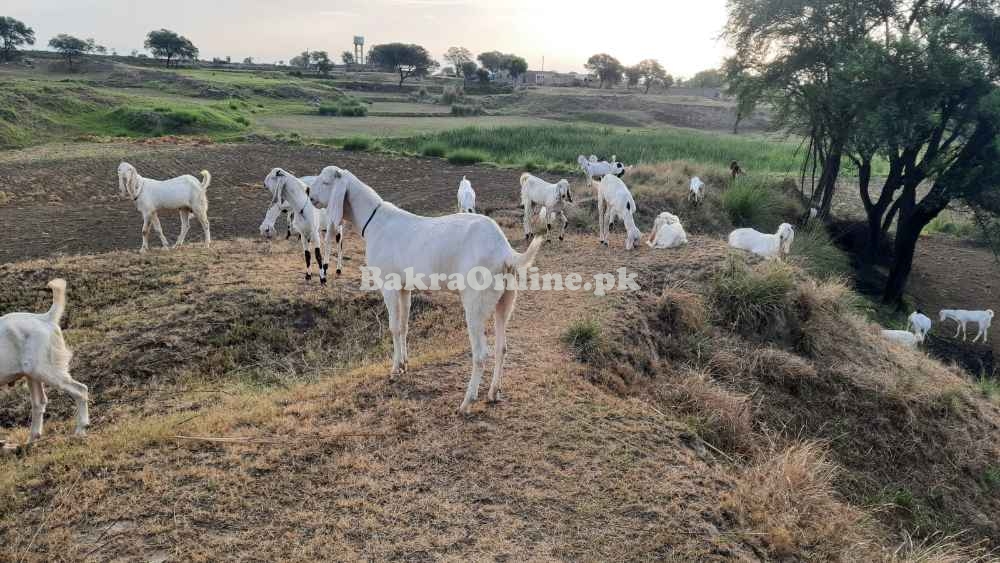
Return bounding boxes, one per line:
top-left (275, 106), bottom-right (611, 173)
top-left (559, 236), bottom-right (564, 241)
top-left (305, 274), bottom-right (312, 281)
top-left (336, 268), bottom-right (342, 275)
top-left (320, 278), bottom-right (327, 286)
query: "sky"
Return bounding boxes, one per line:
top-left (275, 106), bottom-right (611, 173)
top-left (6, 0), bottom-right (732, 78)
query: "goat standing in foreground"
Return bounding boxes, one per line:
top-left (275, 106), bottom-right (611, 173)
top-left (520, 173), bottom-right (572, 241)
top-left (117, 162), bottom-right (211, 253)
top-left (314, 166), bottom-right (544, 413)
top-left (939, 309), bottom-right (994, 343)
top-left (1, 279), bottom-right (89, 442)
top-left (261, 168), bottom-right (337, 283)
top-left (728, 223), bottom-right (795, 259)
top-left (578, 154), bottom-right (626, 188)
top-left (647, 211), bottom-right (688, 249)
top-left (688, 177), bottom-right (705, 205)
top-left (596, 174), bottom-right (642, 250)
top-left (457, 176), bottom-right (476, 214)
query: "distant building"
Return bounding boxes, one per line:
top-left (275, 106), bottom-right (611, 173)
top-left (522, 70), bottom-right (585, 86)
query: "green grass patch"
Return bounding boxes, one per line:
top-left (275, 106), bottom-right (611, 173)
top-left (318, 97), bottom-right (369, 117)
top-left (722, 180), bottom-right (782, 229)
top-left (711, 256), bottom-right (796, 336)
top-left (94, 106), bottom-right (247, 136)
top-left (791, 223), bottom-right (852, 280)
top-left (342, 136), bottom-right (375, 151)
top-left (447, 148), bottom-right (488, 165)
top-left (451, 103), bottom-right (485, 117)
top-left (923, 213), bottom-right (979, 238)
top-left (976, 376), bottom-right (1000, 400)
top-left (420, 142), bottom-right (448, 158)
top-left (562, 318), bottom-right (605, 364)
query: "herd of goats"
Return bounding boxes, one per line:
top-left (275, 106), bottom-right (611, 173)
top-left (0, 154), bottom-right (994, 443)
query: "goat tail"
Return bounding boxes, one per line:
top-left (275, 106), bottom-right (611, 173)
top-left (199, 170), bottom-right (212, 191)
top-left (46, 279), bottom-right (67, 324)
top-left (506, 236), bottom-right (544, 273)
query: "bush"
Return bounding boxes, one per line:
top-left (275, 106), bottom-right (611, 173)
top-left (451, 103), bottom-right (485, 117)
top-left (923, 213), bottom-right (978, 238)
top-left (447, 148), bottom-right (487, 165)
top-left (104, 106), bottom-right (242, 136)
top-left (318, 97), bottom-right (368, 117)
top-left (722, 181), bottom-right (781, 229)
top-left (562, 319), bottom-right (605, 364)
top-left (711, 256), bottom-right (795, 337)
top-left (420, 143), bottom-right (447, 158)
top-left (791, 223), bottom-right (851, 280)
top-left (440, 84), bottom-right (465, 104)
top-left (342, 136), bottom-right (373, 151)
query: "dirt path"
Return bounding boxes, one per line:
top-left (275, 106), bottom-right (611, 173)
top-left (0, 142), bottom-right (558, 263)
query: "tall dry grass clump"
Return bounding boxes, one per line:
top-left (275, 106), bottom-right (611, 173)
top-left (654, 369), bottom-right (754, 454)
top-left (710, 255), bottom-right (796, 338)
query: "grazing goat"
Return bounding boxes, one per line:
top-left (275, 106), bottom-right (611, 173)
top-left (688, 176), bottom-right (705, 204)
top-left (596, 175), bottom-right (642, 250)
top-left (730, 160), bottom-right (744, 180)
top-left (578, 154), bottom-right (626, 187)
top-left (0, 279), bottom-right (89, 442)
top-left (261, 168), bottom-right (335, 283)
top-left (939, 309), bottom-right (994, 343)
top-left (313, 166), bottom-right (544, 413)
top-left (647, 211), bottom-right (688, 249)
top-left (118, 162), bottom-right (212, 252)
top-left (908, 310), bottom-right (932, 342)
top-left (728, 224), bottom-right (795, 259)
top-left (457, 176), bottom-right (476, 213)
top-left (882, 329), bottom-right (923, 349)
top-left (520, 173), bottom-right (572, 241)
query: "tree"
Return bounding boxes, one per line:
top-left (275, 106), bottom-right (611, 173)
top-left (290, 51), bottom-right (310, 69)
top-left (505, 55), bottom-right (527, 83)
top-left (476, 67), bottom-right (490, 85)
top-left (144, 29), bottom-right (198, 67)
top-left (369, 43), bottom-right (438, 88)
top-left (460, 61), bottom-right (478, 86)
top-left (477, 51), bottom-right (506, 74)
top-left (635, 59), bottom-right (668, 93)
top-left (0, 16), bottom-right (34, 62)
top-left (311, 51), bottom-right (332, 75)
top-left (726, 0), bottom-right (1000, 305)
top-left (624, 65), bottom-right (642, 89)
top-left (341, 51), bottom-right (355, 65)
top-left (686, 68), bottom-right (724, 88)
top-left (585, 53), bottom-right (624, 89)
top-left (444, 47), bottom-right (473, 75)
top-left (48, 34), bottom-right (96, 69)
top-left (243, 56), bottom-right (253, 65)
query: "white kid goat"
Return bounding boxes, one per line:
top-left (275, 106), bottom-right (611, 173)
top-left (0, 279), bottom-right (89, 442)
top-left (939, 309), bottom-right (994, 343)
top-left (881, 329), bottom-right (924, 349)
top-left (520, 173), bottom-right (572, 241)
top-left (260, 168), bottom-right (339, 283)
top-left (647, 211), bottom-right (688, 249)
top-left (728, 223), bottom-right (795, 259)
top-left (578, 154), bottom-right (626, 187)
top-left (117, 162), bottom-right (212, 252)
top-left (313, 166), bottom-right (544, 413)
top-left (457, 176), bottom-right (476, 214)
top-left (596, 174), bottom-right (642, 250)
top-left (908, 310), bottom-right (932, 342)
top-left (688, 177), bottom-right (705, 204)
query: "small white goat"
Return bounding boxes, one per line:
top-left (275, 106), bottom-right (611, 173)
top-left (688, 177), bottom-right (705, 204)
top-left (520, 173), bottom-right (572, 241)
top-left (1, 279), bottom-right (89, 442)
top-left (728, 223), bottom-right (795, 259)
top-left (908, 310), bottom-right (932, 342)
top-left (647, 211), bottom-right (688, 249)
top-left (939, 309), bottom-right (994, 343)
top-left (578, 154), bottom-right (626, 187)
top-left (313, 166), bottom-right (544, 413)
top-left (457, 176), bottom-right (476, 213)
top-left (260, 168), bottom-right (336, 283)
top-left (596, 174), bottom-right (642, 250)
top-left (882, 329), bottom-right (924, 349)
top-left (117, 162), bottom-right (212, 253)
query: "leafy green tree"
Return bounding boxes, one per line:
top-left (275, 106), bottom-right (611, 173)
top-left (686, 68), bottom-right (724, 88)
top-left (624, 65), bottom-right (642, 89)
top-left (477, 51), bottom-right (506, 73)
top-left (635, 59), bottom-right (667, 93)
top-left (475, 67), bottom-right (490, 85)
top-left (369, 43), bottom-right (438, 88)
top-left (341, 51), bottom-right (355, 65)
top-left (243, 56), bottom-right (253, 65)
top-left (444, 47), bottom-right (473, 75)
top-left (460, 61), bottom-right (478, 86)
top-left (311, 50), bottom-right (332, 75)
top-left (726, 0), bottom-right (1000, 304)
top-left (144, 29), bottom-right (198, 67)
top-left (505, 55), bottom-right (527, 83)
top-left (48, 34), bottom-right (96, 69)
top-left (0, 16), bottom-right (34, 62)
top-left (290, 51), bottom-right (310, 69)
top-left (585, 53), bottom-right (623, 89)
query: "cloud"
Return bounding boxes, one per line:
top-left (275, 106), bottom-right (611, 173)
top-left (385, 0), bottom-right (472, 6)
top-left (317, 10), bottom-right (359, 17)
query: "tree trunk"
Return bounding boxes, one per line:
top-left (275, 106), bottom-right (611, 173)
top-left (882, 210), bottom-right (930, 306)
top-left (816, 140), bottom-right (843, 219)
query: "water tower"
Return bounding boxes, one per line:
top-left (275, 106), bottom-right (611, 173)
top-left (353, 36), bottom-right (365, 66)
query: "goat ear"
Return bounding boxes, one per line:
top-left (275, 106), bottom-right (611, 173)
top-left (329, 176), bottom-right (347, 228)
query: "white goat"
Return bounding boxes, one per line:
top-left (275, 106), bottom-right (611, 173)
top-left (728, 223), bottom-right (795, 259)
top-left (1, 279), bottom-right (89, 442)
top-left (647, 211), bottom-right (688, 249)
top-left (939, 309), bottom-right (994, 343)
top-left (596, 175), bottom-right (642, 250)
top-left (117, 162), bottom-right (211, 253)
top-left (314, 166), bottom-right (544, 413)
top-left (520, 173), bottom-right (572, 241)
top-left (260, 168), bottom-right (335, 283)
top-left (908, 310), bottom-right (932, 342)
top-left (882, 329), bottom-right (924, 349)
top-left (578, 154), bottom-right (626, 187)
top-left (457, 176), bottom-right (476, 214)
top-left (688, 177), bottom-right (705, 204)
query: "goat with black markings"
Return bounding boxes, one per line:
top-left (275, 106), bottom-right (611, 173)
top-left (260, 168), bottom-right (335, 284)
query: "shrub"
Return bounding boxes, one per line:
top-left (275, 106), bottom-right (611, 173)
top-left (790, 223), bottom-right (851, 280)
top-left (234, 115), bottom-right (250, 126)
top-left (562, 318), bottom-right (604, 364)
top-left (923, 212), bottom-right (978, 238)
top-left (420, 143), bottom-right (447, 158)
top-left (451, 103), bottom-right (485, 117)
top-left (711, 256), bottom-right (795, 337)
top-left (342, 136), bottom-right (373, 151)
top-left (104, 107), bottom-right (241, 136)
top-left (722, 180), bottom-right (781, 229)
top-left (447, 148), bottom-right (487, 165)
top-left (440, 84), bottom-right (465, 104)
top-left (318, 97), bottom-right (368, 117)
